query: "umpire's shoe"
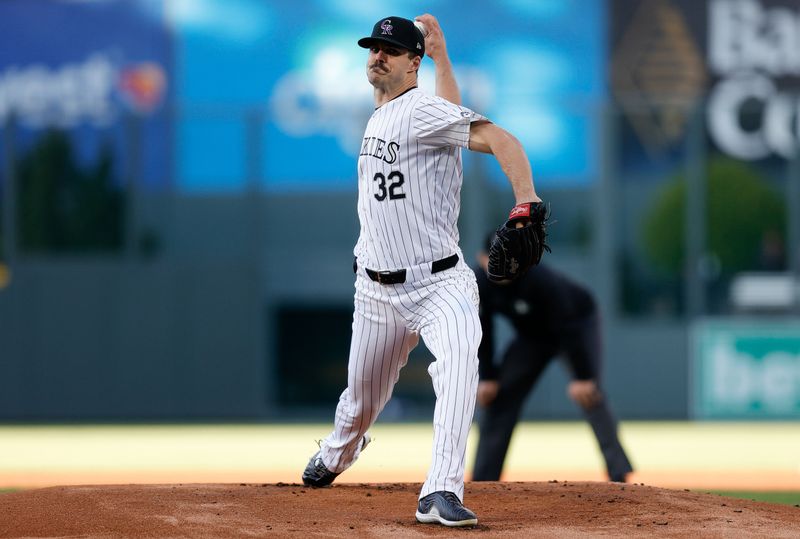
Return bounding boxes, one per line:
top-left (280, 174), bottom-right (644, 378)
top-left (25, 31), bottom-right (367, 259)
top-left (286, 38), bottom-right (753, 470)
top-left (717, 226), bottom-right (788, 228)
top-left (415, 491), bottom-right (478, 527)
top-left (301, 434), bottom-right (371, 487)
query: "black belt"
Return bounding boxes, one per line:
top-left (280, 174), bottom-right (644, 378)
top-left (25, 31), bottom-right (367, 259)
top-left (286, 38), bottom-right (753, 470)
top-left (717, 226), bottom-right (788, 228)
top-left (356, 254), bottom-right (459, 285)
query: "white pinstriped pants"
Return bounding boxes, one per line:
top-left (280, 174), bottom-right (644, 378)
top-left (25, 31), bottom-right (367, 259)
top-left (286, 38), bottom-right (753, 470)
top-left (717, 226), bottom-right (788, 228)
top-left (319, 260), bottom-right (481, 501)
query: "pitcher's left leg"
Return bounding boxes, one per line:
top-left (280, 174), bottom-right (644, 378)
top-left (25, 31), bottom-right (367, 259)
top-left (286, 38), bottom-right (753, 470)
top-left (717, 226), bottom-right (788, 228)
top-left (417, 281), bottom-right (481, 501)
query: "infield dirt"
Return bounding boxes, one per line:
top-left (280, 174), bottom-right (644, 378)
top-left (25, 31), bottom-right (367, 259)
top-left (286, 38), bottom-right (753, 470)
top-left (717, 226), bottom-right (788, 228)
top-left (1, 481), bottom-right (799, 538)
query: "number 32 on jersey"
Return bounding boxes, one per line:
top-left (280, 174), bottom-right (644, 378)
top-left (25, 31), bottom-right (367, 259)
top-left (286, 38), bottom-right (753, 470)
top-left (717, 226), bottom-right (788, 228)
top-left (373, 171), bottom-right (406, 201)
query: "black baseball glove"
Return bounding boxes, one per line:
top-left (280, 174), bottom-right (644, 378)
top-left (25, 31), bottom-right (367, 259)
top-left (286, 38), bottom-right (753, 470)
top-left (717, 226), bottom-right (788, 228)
top-left (487, 202), bottom-right (550, 282)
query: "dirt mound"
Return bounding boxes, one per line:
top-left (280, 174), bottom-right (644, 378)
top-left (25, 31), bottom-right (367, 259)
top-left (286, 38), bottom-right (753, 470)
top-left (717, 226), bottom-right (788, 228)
top-left (1, 481), bottom-right (798, 538)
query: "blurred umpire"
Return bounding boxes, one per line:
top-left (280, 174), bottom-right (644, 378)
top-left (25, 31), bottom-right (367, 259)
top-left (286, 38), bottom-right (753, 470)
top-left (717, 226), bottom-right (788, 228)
top-left (471, 234), bottom-right (634, 482)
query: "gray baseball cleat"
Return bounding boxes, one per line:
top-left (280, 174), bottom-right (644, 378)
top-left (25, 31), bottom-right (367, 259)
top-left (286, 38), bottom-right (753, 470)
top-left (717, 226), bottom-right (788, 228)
top-left (415, 490), bottom-right (478, 527)
top-left (301, 433), bottom-right (371, 487)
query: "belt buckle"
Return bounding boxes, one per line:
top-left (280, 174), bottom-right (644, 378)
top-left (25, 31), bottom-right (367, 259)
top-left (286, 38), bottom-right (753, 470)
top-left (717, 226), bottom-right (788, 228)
top-left (377, 270), bottom-right (393, 284)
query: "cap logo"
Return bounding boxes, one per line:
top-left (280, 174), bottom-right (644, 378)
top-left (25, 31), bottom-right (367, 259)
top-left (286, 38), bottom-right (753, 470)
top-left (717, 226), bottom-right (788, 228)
top-left (380, 19), bottom-right (393, 35)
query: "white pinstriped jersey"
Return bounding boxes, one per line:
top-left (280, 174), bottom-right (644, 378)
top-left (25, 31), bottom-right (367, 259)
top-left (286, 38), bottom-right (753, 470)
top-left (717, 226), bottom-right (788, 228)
top-left (355, 87), bottom-right (488, 270)
top-left (319, 88), bottom-right (485, 504)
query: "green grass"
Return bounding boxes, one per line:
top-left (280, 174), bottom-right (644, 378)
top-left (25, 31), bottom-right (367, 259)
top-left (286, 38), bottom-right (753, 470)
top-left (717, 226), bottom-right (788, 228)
top-left (706, 491), bottom-right (800, 506)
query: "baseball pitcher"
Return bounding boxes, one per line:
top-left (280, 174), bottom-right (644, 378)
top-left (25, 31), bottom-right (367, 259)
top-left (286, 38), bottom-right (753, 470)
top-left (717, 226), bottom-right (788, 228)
top-left (301, 14), bottom-right (549, 527)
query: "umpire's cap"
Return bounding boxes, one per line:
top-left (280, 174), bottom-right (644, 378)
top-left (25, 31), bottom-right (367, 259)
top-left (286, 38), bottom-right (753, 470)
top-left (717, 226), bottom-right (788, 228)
top-left (358, 16), bottom-right (425, 57)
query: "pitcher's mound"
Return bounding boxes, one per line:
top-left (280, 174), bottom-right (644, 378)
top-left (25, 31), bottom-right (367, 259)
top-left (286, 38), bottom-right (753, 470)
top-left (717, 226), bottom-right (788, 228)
top-left (1, 481), bottom-right (798, 538)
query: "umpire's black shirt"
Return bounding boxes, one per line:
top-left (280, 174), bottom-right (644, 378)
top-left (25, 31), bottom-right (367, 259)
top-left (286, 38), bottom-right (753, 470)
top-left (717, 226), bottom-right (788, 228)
top-left (475, 264), bottom-right (597, 382)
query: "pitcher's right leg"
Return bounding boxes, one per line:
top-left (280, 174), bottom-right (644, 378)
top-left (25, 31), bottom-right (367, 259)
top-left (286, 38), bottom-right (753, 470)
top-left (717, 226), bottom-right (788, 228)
top-left (311, 280), bottom-right (418, 480)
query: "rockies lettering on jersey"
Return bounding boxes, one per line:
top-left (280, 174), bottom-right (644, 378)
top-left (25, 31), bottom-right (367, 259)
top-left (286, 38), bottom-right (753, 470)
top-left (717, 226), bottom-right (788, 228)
top-left (355, 88), bottom-right (487, 271)
top-left (360, 136), bottom-right (400, 164)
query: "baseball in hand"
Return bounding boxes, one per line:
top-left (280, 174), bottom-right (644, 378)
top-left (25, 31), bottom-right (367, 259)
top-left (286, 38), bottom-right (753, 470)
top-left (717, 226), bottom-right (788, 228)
top-left (414, 20), bottom-right (428, 37)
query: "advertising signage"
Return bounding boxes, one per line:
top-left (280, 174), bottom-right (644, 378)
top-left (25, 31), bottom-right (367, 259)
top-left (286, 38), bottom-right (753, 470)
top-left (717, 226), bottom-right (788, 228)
top-left (611, 0), bottom-right (800, 163)
top-left (2, 1), bottom-right (605, 192)
top-left (0, 0), bottom-right (173, 189)
top-left (170, 0), bottom-right (606, 192)
top-left (692, 319), bottom-right (800, 419)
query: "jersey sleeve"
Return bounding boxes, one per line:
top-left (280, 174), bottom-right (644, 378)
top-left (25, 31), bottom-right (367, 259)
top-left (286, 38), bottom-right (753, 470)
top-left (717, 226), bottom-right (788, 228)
top-left (412, 95), bottom-right (488, 149)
